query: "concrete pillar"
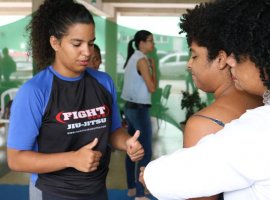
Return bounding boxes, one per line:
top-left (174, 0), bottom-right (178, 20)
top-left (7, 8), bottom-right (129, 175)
top-left (105, 16), bottom-right (117, 83)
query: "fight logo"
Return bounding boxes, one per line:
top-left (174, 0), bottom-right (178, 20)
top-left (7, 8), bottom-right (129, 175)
top-left (55, 105), bottom-right (110, 124)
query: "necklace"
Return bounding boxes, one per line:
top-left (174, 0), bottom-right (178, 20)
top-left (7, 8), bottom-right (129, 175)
top-left (263, 90), bottom-right (270, 105)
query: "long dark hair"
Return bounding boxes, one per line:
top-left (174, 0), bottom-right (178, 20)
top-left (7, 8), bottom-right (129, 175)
top-left (123, 30), bottom-right (152, 69)
top-left (26, 0), bottom-right (95, 70)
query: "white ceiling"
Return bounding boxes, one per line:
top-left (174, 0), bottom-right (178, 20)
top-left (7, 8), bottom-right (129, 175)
top-left (0, 1), bottom-right (31, 15)
top-left (80, 0), bottom-right (210, 17)
top-left (0, 0), bottom-right (210, 17)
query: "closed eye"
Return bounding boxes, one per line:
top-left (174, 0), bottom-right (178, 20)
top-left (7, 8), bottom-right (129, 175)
top-left (71, 42), bottom-right (81, 47)
top-left (88, 43), bottom-right (94, 47)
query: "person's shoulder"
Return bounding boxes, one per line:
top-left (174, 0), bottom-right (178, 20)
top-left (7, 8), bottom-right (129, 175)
top-left (133, 50), bottom-right (146, 59)
top-left (19, 67), bottom-right (53, 94)
top-left (136, 50), bottom-right (145, 56)
top-left (86, 68), bottom-right (113, 82)
top-left (86, 68), bottom-right (116, 94)
top-left (184, 106), bottom-right (224, 147)
top-left (185, 111), bottom-right (218, 133)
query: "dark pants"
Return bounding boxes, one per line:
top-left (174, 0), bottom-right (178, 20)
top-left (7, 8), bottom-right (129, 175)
top-left (124, 106), bottom-right (153, 197)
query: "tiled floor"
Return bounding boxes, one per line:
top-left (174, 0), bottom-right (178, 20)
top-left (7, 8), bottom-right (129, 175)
top-left (0, 119), bottom-right (183, 190)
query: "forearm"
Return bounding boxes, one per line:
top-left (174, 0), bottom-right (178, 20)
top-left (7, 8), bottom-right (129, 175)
top-left (7, 148), bottom-right (74, 174)
top-left (152, 73), bottom-right (157, 89)
top-left (151, 64), bottom-right (157, 88)
top-left (145, 72), bottom-right (157, 93)
top-left (144, 151), bottom-right (209, 200)
top-left (109, 127), bottom-right (130, 151)
top-left (143, 141), bottom-right (249, 199)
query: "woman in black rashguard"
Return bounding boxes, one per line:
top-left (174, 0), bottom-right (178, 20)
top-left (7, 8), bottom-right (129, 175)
top-left (6, 1), bottom-right (144, 200)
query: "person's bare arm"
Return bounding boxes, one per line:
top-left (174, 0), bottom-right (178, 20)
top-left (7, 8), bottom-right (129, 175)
top-left (184, 112), bottom-right (224, 200)
top-left (7, 138), bottom-right (102, 173)
top-left (137, 58), bottom-right (156, 93)
top-left (110, 128), bottom-right (144, 162)
top-left (109, 127), bottom-right (130, 151)
top-left (148, 57), bottom-right (157, 87)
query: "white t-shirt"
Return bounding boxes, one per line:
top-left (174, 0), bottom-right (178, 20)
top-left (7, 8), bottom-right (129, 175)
top-left (144, 105), bottom-right (270, 200)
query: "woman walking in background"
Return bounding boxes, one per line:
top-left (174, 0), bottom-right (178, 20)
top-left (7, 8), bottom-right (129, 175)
top-left (121, 30), bottom-right (157, 200)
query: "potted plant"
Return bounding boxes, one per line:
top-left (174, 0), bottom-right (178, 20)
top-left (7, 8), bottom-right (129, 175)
top-left (180, 90), bottom-right (207, 129)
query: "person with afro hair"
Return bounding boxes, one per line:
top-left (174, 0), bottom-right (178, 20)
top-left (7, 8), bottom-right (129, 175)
top-left (140, 0), bottom-right (270, 199)
top-left (180, 2), bottom-right (262, 200)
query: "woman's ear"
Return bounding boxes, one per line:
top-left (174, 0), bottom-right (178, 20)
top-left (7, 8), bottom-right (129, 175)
top-left (217, 50), bottom-right (228, 70)
top-left (50, 35), bottom-right (60, 52)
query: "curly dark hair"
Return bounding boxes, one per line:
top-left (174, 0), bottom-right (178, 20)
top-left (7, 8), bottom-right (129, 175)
top-left (26, 0), bottom-right (95, 71)
top-left (217, 0), bottom-right (270, 89)
top-left (179, 2), bottom-right (226, 61)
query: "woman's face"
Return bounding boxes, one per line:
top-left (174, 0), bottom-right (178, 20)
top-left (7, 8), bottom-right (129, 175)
top-left (88, 48), bottom-right (102, 70)
top-left (141, 35), bottom-right (155, 54)
top-left (226, 54), bottom-right (267, 96)
top-left (51, 23), bottom-right (95, 77)
top-left (187, 42), bottom-right (226, 92)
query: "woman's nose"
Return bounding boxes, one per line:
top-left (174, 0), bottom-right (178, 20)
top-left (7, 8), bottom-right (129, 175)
top-left (187, 58), bottom-right (192, 69)
top-left (82, 44), bottom-right (92, 57)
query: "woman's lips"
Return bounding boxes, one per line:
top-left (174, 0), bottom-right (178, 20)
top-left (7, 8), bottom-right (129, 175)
top-left (79, 60), bottom-right (89, 66)
top-left (231, 75), bottom-right (237, 81)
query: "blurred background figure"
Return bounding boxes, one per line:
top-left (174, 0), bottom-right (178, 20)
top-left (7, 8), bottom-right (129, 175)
top-left (147, 47), bottom-right (160, 88)
top-left (121, 30), bottom-right (157, 200)
top-left (1, 47), bottom-right (16, 82)
top-left (88, 44), bottom-right (102, 70)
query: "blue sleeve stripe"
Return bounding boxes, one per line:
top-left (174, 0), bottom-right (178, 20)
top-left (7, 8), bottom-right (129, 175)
top-left (7, 68), bottom-right (53, 150)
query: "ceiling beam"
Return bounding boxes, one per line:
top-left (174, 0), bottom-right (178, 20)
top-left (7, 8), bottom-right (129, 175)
top-left (0, 0), bottom-right (30, 2)
top-left (0, 2), bottom-right (31, 15)
top-left (116, 8), bottom-right (187, 16)
top-left (0, 0), bottom-right (211, 17)
top-left (101, 0), bottom-right (210, 17)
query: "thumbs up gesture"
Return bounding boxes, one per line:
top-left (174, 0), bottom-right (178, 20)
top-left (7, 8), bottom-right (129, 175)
top-left (72, 138), bottom-right (102, 172)
top-left (126, 130), bottom-right (144, 162)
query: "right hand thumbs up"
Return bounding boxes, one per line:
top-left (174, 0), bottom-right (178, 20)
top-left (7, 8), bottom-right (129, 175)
top-left (84, 138), bottom-right (98, 150)
top-left (73, 138), bottom-right (102, 172)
